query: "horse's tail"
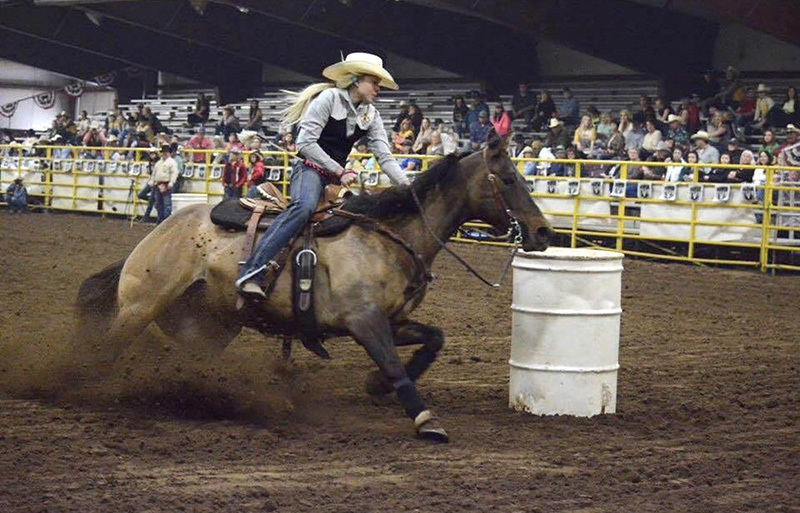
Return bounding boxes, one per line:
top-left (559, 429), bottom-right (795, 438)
top-left (76, 258), bottom-right (125, 319)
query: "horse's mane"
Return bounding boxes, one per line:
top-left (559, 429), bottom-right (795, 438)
top-left (342, 154), bottom-right (466, 219)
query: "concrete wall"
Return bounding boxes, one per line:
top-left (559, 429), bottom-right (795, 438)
top-left (536, 41), bottom-right (638, 77)
top-left (713, 23), bottom-right (800, 72)
top-left (0, 59), bottom-right (74, 130)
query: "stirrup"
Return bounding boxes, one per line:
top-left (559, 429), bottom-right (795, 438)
top-left (237, 280), bottom-right (267, 300)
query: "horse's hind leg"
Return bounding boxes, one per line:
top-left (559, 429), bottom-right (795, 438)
top-left (365, 321), bottom-right (445, 396)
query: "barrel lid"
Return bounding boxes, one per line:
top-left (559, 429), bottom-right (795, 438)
top-left (517, 247), bottom-right (624, 261)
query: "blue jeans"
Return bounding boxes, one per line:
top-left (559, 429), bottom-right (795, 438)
top-left (239, 162), bottom-right (325, 282)
top-left (224, 186), bottom-right (242, 200)
top-left (153, 186), bottom-right (172, 224)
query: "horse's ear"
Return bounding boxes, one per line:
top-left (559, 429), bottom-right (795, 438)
top-left (486, 129), bottom-right (510, 156)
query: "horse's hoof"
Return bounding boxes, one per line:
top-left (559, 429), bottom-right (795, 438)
top-left (414, 410), bottom-right (449, 443)
top-left (365, 370), bottom-right (392, 396)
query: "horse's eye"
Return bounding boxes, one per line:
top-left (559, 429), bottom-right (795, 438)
top-left (501, 174), bottom-right (516, 186)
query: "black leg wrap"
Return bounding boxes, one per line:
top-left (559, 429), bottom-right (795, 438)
top-left (405, 349), bottom-right (439, 382)
top-left (393, 378), bottom-right (426, 419)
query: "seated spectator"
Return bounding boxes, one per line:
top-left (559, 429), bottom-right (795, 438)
top-left (408, 102), bottom-right (424, 134)
top-left (106, 113), bottom-right (123, 135)
top-left (712, 66), bottom-right (744, 109)
top-left (76, 110), bottom-right (90, 140)
top-left (596, 112), bottom-right (614, 142)
top-left (437, 122), bottom-right (459, 156)
top-left (666, 114), bottom-right (689, 150)
top-left (548, 146), bottom-right (574, 177)
top-left (452, 96), bottom-right (469, 137)
top-left (426, 131), bottom-right (444, 156)
top-left (50, 134), bottom-right (72, 159)
top-left (725, 150), bottom-right (755, 183)
top-left (136, 119), bottom-right (154, 143)
top-left (618, 109), bottom-right (634, 137)
top-left (119, 117), bottom-right (137, 147)
top-left (700, 152), bottom-right (733, 183)
top-left (691, 130), bottom-right (720, 179)
top-left (188, 93), bottom-right (210, 126)
top-left (104, 135), bottom-right (125, 161)
top-left (512, 83), bottom-right (538, 129)
top-left (625, 120), bottom-right (645, 152)
top-left (393, 118), bottom-right (415, 152)
top-left (725, 138), bottom-right (743, 164)
top-left (398, 139), bottom-right (420, 171)
top-left (602, 122), bottom-right (625, 159)
top-left (531, 90), bottom-right (555, 131)
top-left (654, 98), bottom-right (674, 131)
top-left (82, 124), bottom-right (107, 159)
top-left (246, 150), bottom-right (266, 198)
top-left (222, 147), bottom-right (247, 199)
top-left (775, 124), bottom-right (800, 165)
top-left (753, 151), bottom-right (770, 192)
top-left (212, 135), bottom-right (227, 164)
top-left (519, 146), bottom-right (537, 175)
top-left (684, 96), bottom-right (701, 134)
top-left (751, 84), bottom-right (777, 133)
top-left (642, 142), bottom-right (669, 180)
top-left (187, 127), bottom-right (213, 163)
top-left (143, 106), bottom-right (167, 135)
top-left (5, 178), bottom-right (27, 213)
top-left (734, 87), bottom-right (757, 130)
top-left (664, 148), bottom-right (691, 182)
top-left (557, 88), bottom-right (580, 127)
top-left (706, 111), bottom-right (731, 147)
top-left (412, 118), bottom-right (434, 154)
top-left (696, 70), bottom-right (719, 106)
top-left (245, 100), bottom-right (263, 132)
top-left (280, 131), bottom-right (296, 152)
top-left (684, 150), bottom-right (699, 181)
top-left (393, 100), bottom-right (410, 133)
top-left (226, 132), bottom-right (244, 153)
top-left (780, 86), bottom-right (798, 126)
top-left (633, 95), bottom-right (655, 125)
top-left (586, 106), bottom-right (601, 127)
top-left (573, 115), bottom-right (597, 157)
top-left (464, 94), bottom-right (490, 135)
top-left (757, 129), bottom-right (779, 161)
top-left (545, 118), bottom-right (571, 149)
top-left (216, 106), bottom-right (241, 138)
top-left (640, 120), bottom-right (663, 158)
top-left (469, 110), bottom-right (492, 150)
top-left (490, 103), bottom-right (512, 137)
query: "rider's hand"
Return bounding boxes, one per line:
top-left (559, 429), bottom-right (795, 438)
top-left (340, 170), bottom-right (358, 187)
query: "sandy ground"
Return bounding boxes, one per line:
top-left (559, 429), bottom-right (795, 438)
top-left (0, 211), bottom-right (798, 512)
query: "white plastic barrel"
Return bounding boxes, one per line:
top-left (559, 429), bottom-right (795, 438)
top-left (509, 248), bottom-right (624, 417)
top-left (171, 193), bottom-right (208, 212)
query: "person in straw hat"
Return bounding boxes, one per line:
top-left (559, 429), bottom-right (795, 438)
top-left (751, 83), bottom-right (776, 132)
top-left (691, 130), bottom-right (719, 177)
top-left (236, 52), bottom-right (410, 299)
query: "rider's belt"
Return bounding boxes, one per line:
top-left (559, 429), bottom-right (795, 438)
top-left (303, 160), bottom-right (340, 184)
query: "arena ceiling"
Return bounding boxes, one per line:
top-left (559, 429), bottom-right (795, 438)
top-left (0, 0), bottom-right (797, 102)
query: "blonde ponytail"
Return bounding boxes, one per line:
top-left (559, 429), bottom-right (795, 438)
top-left (280, 82), bottom-right (337, 128)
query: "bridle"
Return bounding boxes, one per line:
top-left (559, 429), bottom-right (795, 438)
top-left (408, 149), bottom-right (525, 288)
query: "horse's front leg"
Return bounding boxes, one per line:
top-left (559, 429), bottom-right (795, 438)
top-left (365, 321), bottom-right (444, 396)
top-left (346, 309), bottom-right (449, 443)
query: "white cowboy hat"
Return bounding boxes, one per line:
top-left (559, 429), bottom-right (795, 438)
top-left (756, 83), bottom-right (771, 93)
top-left (107, 134), bottom-right (118, 143)
top-left (667, 114), bottom-right (682, 124)
top-left (520, 146), bottom-right (534, 154)
top-left (691, 130), bottom-right (710, 141)
top-left (786, 124), bottom-right (800, 134)
top-left (322, 52), bottom-right (399, 91)
top-left (548, 118), bottom-right (564, 129)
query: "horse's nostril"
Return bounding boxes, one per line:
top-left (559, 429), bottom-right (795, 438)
top-left (536, 226), bottom-right (552, 240)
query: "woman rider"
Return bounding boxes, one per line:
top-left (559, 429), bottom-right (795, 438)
top-left (236, 53), bottom-right (411, 299)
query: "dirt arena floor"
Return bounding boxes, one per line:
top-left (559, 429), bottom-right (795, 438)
top-left (0, 210), bottom-right (798, 512)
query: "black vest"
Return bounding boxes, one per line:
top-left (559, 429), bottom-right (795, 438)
top-left (314, 117), bottom-right (366, 167)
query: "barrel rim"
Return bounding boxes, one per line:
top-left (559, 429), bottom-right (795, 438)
top-left (516, 247), bottom-right (624, 261)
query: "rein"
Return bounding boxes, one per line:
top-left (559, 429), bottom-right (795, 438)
top-left (408, 150), bottom-right (522, 288)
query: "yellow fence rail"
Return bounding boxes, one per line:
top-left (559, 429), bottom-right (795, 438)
top-left (2, 144), bottom-right (799, 273)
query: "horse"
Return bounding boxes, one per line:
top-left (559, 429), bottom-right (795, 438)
top-left (76, 132), bottom-right (552, 442)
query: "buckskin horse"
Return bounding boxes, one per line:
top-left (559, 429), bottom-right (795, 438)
top-left (76, 132), bottom-right (552, 442)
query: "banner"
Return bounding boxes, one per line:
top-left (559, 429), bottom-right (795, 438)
top-left (33, 90), bottom-right (56, 109)
top-left (93, 72), bottom-right (116, 87)
top-left (64, 81), bottom-right (85, 97)
top-left (0, 102), bottom-right (18, 118)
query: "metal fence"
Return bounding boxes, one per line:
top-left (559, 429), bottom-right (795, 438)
top-left (1, 144), bottom-right (798, 273)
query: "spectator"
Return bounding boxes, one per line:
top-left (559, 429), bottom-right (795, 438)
top-left (614, 148), bottom-right (644, 190)
top-left (665, 148), bottom-right (691, 182)
top-left (464, 94), bottom-right (490, 135)
top-left (753, 151), bottom-right (770, 194)
top-left (211, 135), bottom-right (227, 164)
top-left (82, 124), bottom-right (107, 159)
top-left (245, 100), bottom-right (263, 132)
top-left (143, 106), bottom-right (166, 135)
top-left (734, 87), bottom-right (757, 131)
top-left (643, 142), bottom-right (669, 180)
top-left (76, 110), bottom-right (90, 139)
top-left (280, 131), bottom-right (296, 152)
top-left (780, 86), bottom-right (798, 126)
top-left (633, 95), bottom-right (655, 125)
top-left (188, 93), bottom-right (211, 126)
top-left (775, 124), bottom-right (800, 164)
top-left (452, 96), bottom-right (469, 137)
top-left (519, 146), bottom-right (537, 175)
top-left (187, 127), bottom-right (213, 163)
top-left (148, 145), bottom-right (179, 224)
top-left (246, 150), bottom-right (266, 198)
top-left (136, 118), bottom-right (155, 143)
top-left (170, 142), bottom-right (185, 193)
top-left (666, 114), bottom-right (689, 150)
top-left (426, 131), bottom-right (444, 156)
top-left (547, 146), bottom-right (573, 177)
top-left (706, 111), bottom-right (731, 147)
top-left (640, 120), bottom-right (663, 158)
top-left (437, 122), bottom-right (459, 156)
top-left (573, 115), bottom-right (597, 157)
top-left (757, 130), bottom-right (779, 161)
top-left (470, 110), bottom-right (492, 150)
top-left (586, 106), bottom-right (601, 127)
top-left (226, 132), bottom-right (244, 153)
top-left (692, 130), bottom-right (720, 179)
top-left (512, 83), bottom-right (538, 128)
top-left (407, 103), bottom-right (423, 135)
top-left (216, 106), bottom-right (241, 138)
top-left (713, 66), bottom-right (745, 109)
top-left (106, 113), bottom-right (122, 136)
top-left (557, 88), bottom-right (580, 126)
top-left (596, 112), bottom-right (614, 142)
top-left (393, 118), bottom-right (415, 152)
top-left (119, 117), bottom-right (137, 147)
top-left (398, 139), bottom-right (420, 171)
top-left (654, 98), bottom-right (674, 130)
top-left (700, 152), bottom-right (732, 183)
top-left (751, 84), bottom-right (776, 133)
top-left (696, 70), bottom-right (719, 106)
top-left (412, 118), bottom-right (434, 154)
top-left (625, 120), bottom-right (645, 152)
top-left (602, 122), bottom-right (626, 159)
top-left (618, 109), bottom-right (634, 136)
top-left (544, 118), bottom-right (570, 149)
top-left (725, 138), bottom-right (743, 164)
top-left (393, 100), bottom-right (410, 133)
top-left (222, 147), bottom-right (247, 200)
top-left (531, 90), bottom-right (555, 131)
top-left (685, 150), bottom-right (699, 181)
top-left (726, 150), bottom-right (755, 183)
top-left (104, 135), bottom-right (125, 161)
top-left (490, 103), bottom-right (512, 137)
top-left (5, 178), bottom-right (27, 213)
top-left (685, 96), bottom-right (702, 134)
